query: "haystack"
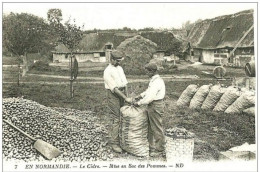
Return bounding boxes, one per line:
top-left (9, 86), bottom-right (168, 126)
top-left (117, 35), bottom-right (157, 74)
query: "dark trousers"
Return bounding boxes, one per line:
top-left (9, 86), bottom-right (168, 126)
top-left (106, 89), bottom-right (125, 145)
top-left (147, 100), bottom-right (166, 152)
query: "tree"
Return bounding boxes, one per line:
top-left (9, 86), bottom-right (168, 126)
top-left (47, 9), bottom-right (64, 48)
top-left (55, 18), bottom-right (84, 98)
top-left (3, 12), bottom-right (49, 78)
top-left (59, 20), bottom-right (84, 51)
top-left (47, 9), bottom-right (62, 24)
top-left (47, 9), bottom-right (84, 98)
top-left (182, 19), bottom-right (202, 36)
top-left (123, 27), bottom-right (132, 31)
top-left (62, 20), bottom-right (84, 98)
top-left (139, 27), bottom-right (155, 31)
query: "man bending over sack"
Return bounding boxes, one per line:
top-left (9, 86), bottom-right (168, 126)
top-left (134, 63), bottom-right (166, 157)
top-left (103, 50), bottom-right (132, 153)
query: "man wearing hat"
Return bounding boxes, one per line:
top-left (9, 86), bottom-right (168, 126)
top-left (103, 50), bottom-right (132, 153)
top-left (134, 62), bottom-right (166, 157)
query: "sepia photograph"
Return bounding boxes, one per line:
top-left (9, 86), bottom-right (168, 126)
top-left (2, 1), bottom-right (257, 172)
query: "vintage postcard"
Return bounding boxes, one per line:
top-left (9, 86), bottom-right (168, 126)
top-left (2, 2), bottom-right (258, 172)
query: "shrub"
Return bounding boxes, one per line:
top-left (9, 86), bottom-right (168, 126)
top-left (30, 60), bottom-right (51, 71)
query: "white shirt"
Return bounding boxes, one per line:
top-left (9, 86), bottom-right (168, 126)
top-left (103, 64), bottom-right (128, 91)
top-left (138, 74), bottom-right (165, 105)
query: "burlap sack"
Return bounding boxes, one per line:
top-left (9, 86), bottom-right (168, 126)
top-left (189, 85), bottom-right (211, 110)
top-left (177, 84), bottom-right (198, 107)
top-left (213, 86), bottom-right (241, 112)
top-left (201, 85), bottom-right (227, 110)
top-left (120, 106), bottom-right (149, 157)
top-left (243, 106), bottom-right (255, 116)
top-left (225, 91), bottom-right (255, 114)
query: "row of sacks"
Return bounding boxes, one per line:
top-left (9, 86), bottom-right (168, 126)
top-left (177, 84), bottom-right (255, 115)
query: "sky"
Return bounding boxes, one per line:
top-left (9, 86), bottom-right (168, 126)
top-left (3, 2), bottom-right (257, 30)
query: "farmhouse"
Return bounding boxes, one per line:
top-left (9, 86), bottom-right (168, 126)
top-left (185, 9), bottom-right (254, 67)
top-left (53, 51), bottom-right (108, 63)
top-left (52, 42), bottom-right (113, 63)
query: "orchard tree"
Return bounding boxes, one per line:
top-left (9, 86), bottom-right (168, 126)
top-left (3, 12), bottom-right (49, 78)
top-left (61, 20), bottom-right (84, 98)
top-left (47, 9), bottom-right (83, 55)
top-left (47, 9), bottom-right (84, 98)
top-left (59, 20), bottom-right (84, 52)
top-left (52, 16), bottom-right (84, 98)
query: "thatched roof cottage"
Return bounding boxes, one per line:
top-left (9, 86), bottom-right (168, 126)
top-left (185, 9), bottom-right (254, 67)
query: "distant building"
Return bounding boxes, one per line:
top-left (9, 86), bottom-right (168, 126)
top-left (52, 42), bottom-right (113, 63)
top-left (185, 9), bottom-right (254, 67)
top-left (53, 51), bottom-right (107, 63)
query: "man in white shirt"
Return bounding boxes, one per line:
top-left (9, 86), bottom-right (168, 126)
top-left (103, 50), bottom-right (132, 153)
top-left (134, 63), bottom-right (166, 158)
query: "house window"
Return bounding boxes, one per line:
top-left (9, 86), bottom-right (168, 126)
top-left (100, 52), bottom-right (105, 56)
top-left (226, 27), bottom-right (231, 30)
top-left (242, 49), bottom-right (251, 54)
top-left (220, 49), bottom-right (228, 53)
top-left (105, 45), bottom-right (112, 49)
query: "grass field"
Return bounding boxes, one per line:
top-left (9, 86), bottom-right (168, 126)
top-left (2, 55), bottom-right (20, 65)
top-left (3, 77), bottom-right (255, 161)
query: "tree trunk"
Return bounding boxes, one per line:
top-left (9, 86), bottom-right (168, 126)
top-left (70, 52), bottom-right (74, 98)
top-left (17, 55), bottom-right (22, 96)
top-left (18, 56), bottom-right (21, 86)
top-left (22, 52), bottom-right (28, 76)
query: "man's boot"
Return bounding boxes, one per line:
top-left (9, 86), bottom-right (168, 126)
top-left (111, 144), bottom-right (123, 153)
top-left (149, 151), bottom-right (164, 158)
